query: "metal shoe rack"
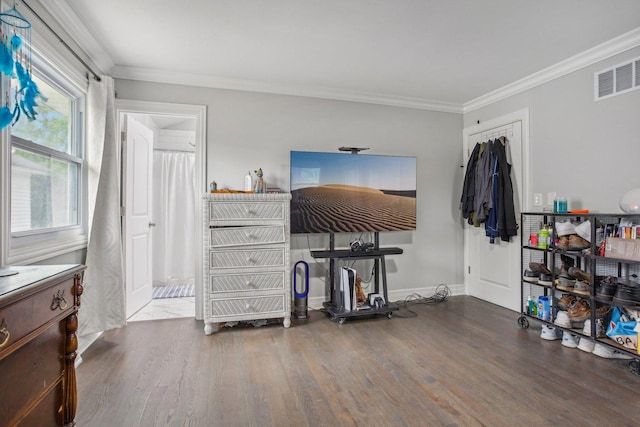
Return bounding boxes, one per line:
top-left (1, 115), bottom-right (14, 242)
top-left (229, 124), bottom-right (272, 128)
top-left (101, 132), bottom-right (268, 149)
top-left (519, 212), bottom-right (640, 375)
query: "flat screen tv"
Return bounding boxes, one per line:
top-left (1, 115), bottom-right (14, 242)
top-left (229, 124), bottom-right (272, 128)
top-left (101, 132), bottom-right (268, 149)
top-left (290, 151), bottom-right (417, 234)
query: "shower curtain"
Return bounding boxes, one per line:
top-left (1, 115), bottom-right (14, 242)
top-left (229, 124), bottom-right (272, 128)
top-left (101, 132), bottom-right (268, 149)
top-left (152, 150), bottom-right (197, 287)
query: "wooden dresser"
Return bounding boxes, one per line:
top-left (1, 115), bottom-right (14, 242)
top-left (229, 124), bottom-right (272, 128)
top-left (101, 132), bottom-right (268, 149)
top-left (202, 193), bottom-right (291, 334)
top-left (0, 264), bottom-right (85, 427)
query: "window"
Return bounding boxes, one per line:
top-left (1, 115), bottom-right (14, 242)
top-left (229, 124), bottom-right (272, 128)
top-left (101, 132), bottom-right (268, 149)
top-left (6, 56), bottom-right (87, 263)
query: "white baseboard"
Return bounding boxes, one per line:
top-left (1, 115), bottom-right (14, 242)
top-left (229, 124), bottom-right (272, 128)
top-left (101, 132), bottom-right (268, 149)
top-left (75, 331), bottom-right (103, 368)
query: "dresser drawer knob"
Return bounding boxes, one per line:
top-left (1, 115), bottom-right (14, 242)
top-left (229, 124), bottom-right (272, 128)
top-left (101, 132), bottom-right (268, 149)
top-left (245, 280), bottom-right (254, 288)
top-left (0, 319), bottom-right (9, 348)
top-left (51, 289), bottom-right (68, 311)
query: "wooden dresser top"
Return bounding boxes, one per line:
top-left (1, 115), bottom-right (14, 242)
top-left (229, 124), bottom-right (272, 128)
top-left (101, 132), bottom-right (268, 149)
top-left (0, 264), bottom-right (84, 304)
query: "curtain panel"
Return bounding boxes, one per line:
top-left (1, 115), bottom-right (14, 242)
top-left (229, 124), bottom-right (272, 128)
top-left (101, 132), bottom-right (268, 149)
top-left (79, 76), bottom-right (126, 336)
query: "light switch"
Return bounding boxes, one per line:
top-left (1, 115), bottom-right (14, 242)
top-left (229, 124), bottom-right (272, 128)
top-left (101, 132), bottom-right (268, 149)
top-left (534, 193), bottom-right (542, 206)
top-left (547, 192), bottom-right (556, 206)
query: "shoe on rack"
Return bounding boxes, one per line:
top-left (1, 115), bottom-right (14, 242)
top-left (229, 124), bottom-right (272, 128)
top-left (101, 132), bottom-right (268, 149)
top-left (594, 305), bottom-right (611, 321)
top-left (529, 262), bottom-right (552, 275)
top-left (553, 310), bottom-right (572, 328)
top-left (540, 324), bottom-right (561, 341)
top-left (596, 276), bottom-right (617, 301)
top-left (539, 273), bottom-right (553, 287)
top-left (559, 254), bottom-right (575, 276)
top-left (557, 293), bottom-right (577, 311)
top-left (592, 343), bottom-right (634, 359)
top-left (568, 267), bottom-right (591, 282)
top-left (611, 278), bottom-right (640, 308)
top-left (556, 275), bottom-right (575, 291)
top-left (577, 337), bottom-right (595, 353)
top-left (573, 280), bottom-right (591, 296)
top-left (568, 299), bottom-right (590, 327)
top-left (583, 318), bottom-right (606, 338)
top-left (568, 234), bottom-right (590, 250)
top-left (556, 236), bottom-right (570, 251)
top-left (523, 269), bottom-right (539, 283)
top-left (561, 332), bottom-right (579, 348)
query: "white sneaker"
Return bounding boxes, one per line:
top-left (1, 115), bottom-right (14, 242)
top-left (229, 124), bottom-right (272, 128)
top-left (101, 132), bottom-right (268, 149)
top-left (540, 324), bottom-right (561, 340)
top-left (577, 337), bottom-right (595, 352)
top-left (554, 311), bottom-right (572, 328)
top-left (582, 318), bottom-right (606, 337)
top-left (592, 343), bottom-right (634, 359)
top-left (562, 332), bottom-right (579, 348)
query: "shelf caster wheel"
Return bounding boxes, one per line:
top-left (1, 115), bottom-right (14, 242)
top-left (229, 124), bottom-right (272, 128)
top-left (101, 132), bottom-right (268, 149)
top-left (338, 317), bottom-right (346, 325)
top-left (387, 312), bottom-right (393, 319)
top-left (517, 316), bottom-right (529, 329)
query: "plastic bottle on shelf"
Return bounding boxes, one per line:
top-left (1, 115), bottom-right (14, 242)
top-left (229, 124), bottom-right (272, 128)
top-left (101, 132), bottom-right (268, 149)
top-left (547, 223), bottom-right (554, 247)
top-left (244, 171), bottom-right (253, 191)
top-left (554, 196), bottom-right (568, 213)
top-left (537, 296), bottom-right (550, 321)
top-left (529, 296), bottom-right (538, 317)
top-left (537, 226), bottom-right (549, 250)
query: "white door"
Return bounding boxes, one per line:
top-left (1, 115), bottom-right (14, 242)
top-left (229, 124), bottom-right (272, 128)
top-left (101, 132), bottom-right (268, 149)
top-left (463, 111), bottom-right (527, 311)
top-left (123, 115), bottom-right (154, 318)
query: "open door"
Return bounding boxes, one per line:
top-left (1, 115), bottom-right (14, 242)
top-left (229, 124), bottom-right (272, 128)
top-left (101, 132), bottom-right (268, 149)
top-left (123, 115), bottom-right (154, 318)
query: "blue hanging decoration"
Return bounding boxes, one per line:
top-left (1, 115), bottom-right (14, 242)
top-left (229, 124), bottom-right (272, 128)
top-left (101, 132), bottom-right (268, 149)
top-left (0, 2), bottom-right (40, 130)
top-left (0, 105), bottom-right (13, 128)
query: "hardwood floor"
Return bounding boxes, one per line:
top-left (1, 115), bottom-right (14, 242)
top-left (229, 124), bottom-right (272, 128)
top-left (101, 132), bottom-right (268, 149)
top-left (76, 296), bottom-right (640, 426)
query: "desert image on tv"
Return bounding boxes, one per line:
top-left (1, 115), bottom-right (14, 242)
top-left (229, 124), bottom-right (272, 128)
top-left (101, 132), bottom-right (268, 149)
top-left (291, 184), bottom-right (416, 233)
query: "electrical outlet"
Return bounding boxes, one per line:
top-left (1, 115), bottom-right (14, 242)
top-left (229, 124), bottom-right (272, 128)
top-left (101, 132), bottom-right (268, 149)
top-left (534, 193), bottom-right (542, 206)
top-left (547, 192), bottom-right (557, 206)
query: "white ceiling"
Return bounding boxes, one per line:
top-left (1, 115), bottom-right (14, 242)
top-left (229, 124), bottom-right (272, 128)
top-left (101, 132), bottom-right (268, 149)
top-left (44, 0), bottom-right (640, 112)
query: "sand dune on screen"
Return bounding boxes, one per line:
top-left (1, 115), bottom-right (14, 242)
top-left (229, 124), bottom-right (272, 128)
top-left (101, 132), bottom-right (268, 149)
top-left (291, 185), bottom-right (416, 233)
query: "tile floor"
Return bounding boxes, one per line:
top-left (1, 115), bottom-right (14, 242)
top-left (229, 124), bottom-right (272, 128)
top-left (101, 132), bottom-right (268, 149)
top-left (128, 296), bottom-right (195, 322)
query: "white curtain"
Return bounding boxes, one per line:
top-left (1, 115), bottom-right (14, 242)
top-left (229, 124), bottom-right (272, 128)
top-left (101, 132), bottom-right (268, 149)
top-left (152, 150), bottom-right (197, 287)
top-left (79, 76), bottom-right (126, 336)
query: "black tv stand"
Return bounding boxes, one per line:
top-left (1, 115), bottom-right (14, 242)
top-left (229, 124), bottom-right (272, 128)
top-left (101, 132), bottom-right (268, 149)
top-left (310, 232), bottom-right (402, 324)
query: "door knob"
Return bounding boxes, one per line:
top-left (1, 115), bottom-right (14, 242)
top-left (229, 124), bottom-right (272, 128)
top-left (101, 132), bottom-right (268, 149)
top-left (149, 222), bottom-right (156, 227)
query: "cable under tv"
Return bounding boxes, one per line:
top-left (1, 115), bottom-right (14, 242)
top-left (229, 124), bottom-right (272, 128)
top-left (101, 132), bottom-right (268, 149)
top-left (338, 146), bottom-right (369, 154)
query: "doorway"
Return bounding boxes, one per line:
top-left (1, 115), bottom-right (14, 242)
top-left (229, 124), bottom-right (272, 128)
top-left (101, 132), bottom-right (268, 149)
top-left (462, 109), bottom-right (530, 312)
top-left (116, 100), bottom-right (207, 320)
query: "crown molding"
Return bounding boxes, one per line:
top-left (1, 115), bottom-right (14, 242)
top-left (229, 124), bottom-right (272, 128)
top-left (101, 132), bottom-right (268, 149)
top-left (39, 1), bottom-right (640, 115)
top-left (464, 26), bottom-right (640, 113)
top-left (38, 0), bottom-right (113, 74)
top-left (111, 65), bottom-right (463, 113)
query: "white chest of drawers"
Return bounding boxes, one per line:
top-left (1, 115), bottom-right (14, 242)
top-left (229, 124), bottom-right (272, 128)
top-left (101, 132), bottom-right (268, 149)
top-left (202, 193), bottom-right (292, 334)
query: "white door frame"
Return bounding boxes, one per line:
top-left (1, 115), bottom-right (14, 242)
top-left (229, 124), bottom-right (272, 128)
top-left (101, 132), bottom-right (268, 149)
top-left (116, 99), bottom-right (207, 320)
top-left (462, 108), bottom-right (531, 300)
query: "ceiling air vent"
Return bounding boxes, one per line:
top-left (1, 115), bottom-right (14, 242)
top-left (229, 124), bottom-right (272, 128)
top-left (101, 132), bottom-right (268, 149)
top-left (595, 55), bottom-right (640, 101)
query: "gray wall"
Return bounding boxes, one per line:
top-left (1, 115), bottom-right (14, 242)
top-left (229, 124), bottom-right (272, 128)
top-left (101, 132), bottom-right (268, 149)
top-left (115, 80), bottom-right (465, 304)
top-left (464, 46), bottom-right (640, 213)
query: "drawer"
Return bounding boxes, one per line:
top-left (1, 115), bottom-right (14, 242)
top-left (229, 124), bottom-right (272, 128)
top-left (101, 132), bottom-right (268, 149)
top-left (16, 381), bottom-right (62, 427)
top-left (209, 248), bottom-right (285, 269)
top-left (208, 201), bottom-right (285, 221)
top-left (209, 295), bottom-right (285, 317)
top-left (0, 276), bottom-right (75, 351)
top-left (208, 272), bottom-right (285, 293)
top-left (0, 323), bottom-right (64, 426)
top-left (208, 225), bottom-right (285, 248)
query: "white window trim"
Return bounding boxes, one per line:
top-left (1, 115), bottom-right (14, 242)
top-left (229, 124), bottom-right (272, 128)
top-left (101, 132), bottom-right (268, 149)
top-left (2, 47), bottom-right (88, 266)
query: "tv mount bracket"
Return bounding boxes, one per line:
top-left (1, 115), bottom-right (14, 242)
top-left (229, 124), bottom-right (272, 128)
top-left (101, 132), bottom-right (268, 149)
top-left (338, 146), bottom-right (369, 154)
